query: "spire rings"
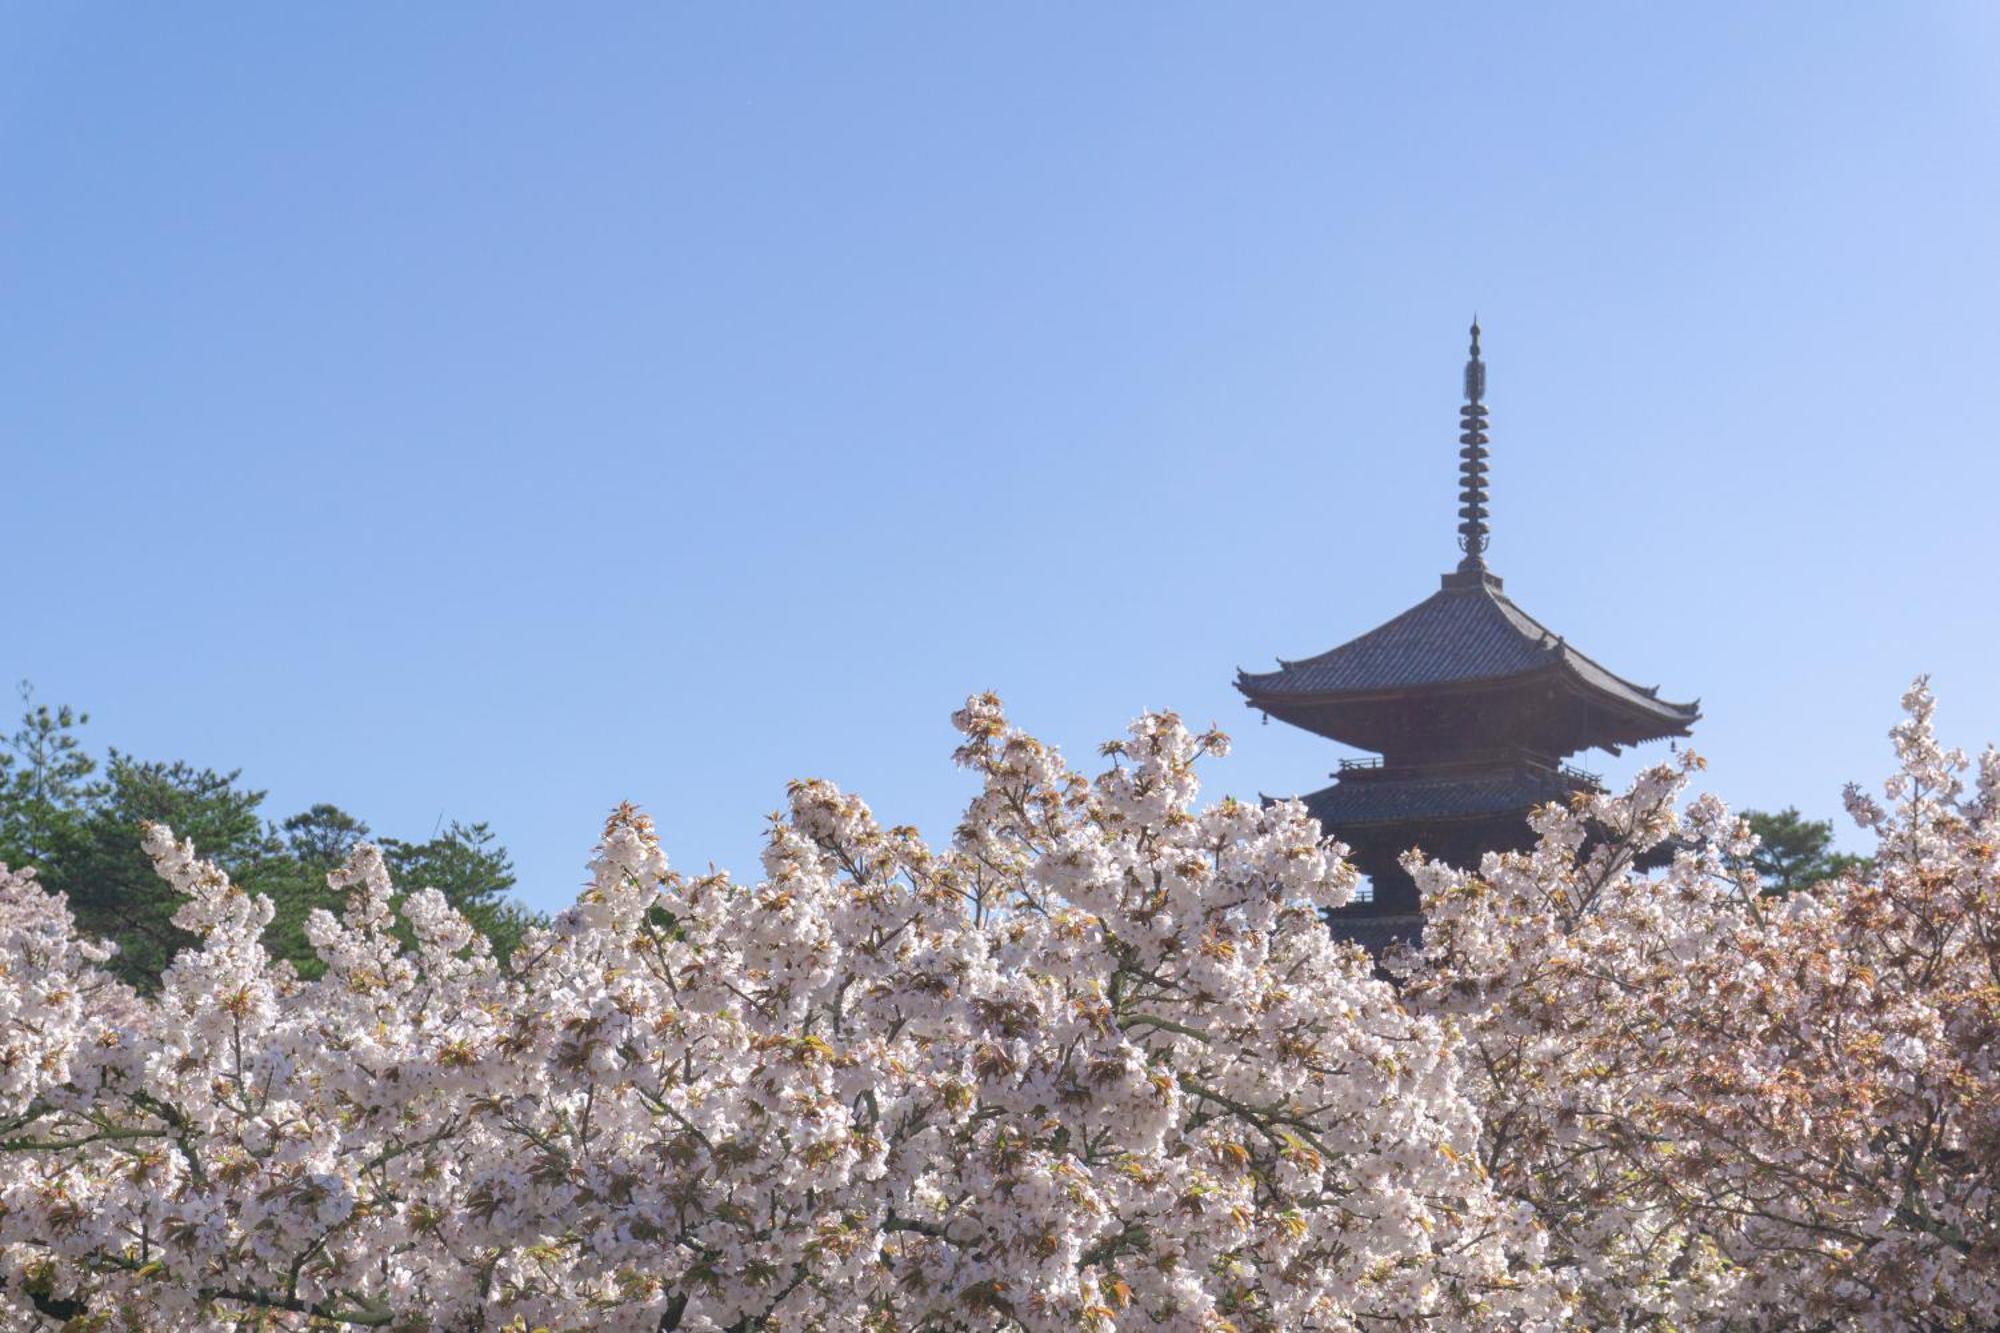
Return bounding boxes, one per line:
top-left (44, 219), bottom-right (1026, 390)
top-left (1455, 320), bottom-right (1490, 562)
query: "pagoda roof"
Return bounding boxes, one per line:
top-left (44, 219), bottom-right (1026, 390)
top-left (1236, 573), bottom-right (1699, 741)
top-left (1294, 763), bottom-right (1587, 829)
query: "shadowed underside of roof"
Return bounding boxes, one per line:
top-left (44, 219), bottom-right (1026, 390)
top-left (1327, 913), bottom-right (1424, 956)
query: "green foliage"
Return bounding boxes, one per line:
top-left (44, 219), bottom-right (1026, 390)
top-left (282, 802), bottom-right (372, 868)
top-left (1736, 806), bottom-right (1872, 897)
top-left (0, 682), bottom-right (96, 870)
top-left (0, 681), bottom-right (542, 986)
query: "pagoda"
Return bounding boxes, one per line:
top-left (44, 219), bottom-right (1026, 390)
top-left (1235, 323), bottom-right (1698, 949)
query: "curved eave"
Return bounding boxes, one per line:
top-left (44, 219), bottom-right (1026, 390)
top-left (1546, 640), bottom-right (1700, 735)
top-left (1238, 658), bottom-right (1698, 747)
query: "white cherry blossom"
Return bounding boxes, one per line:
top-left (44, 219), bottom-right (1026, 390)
top-left (2, 684), bottom-right (1992, 1329)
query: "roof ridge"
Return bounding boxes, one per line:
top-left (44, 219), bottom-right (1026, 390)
top-left (1492, 587), bottom-right (1701, 715)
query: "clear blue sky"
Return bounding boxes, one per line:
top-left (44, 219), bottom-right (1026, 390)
top-left (8, 6), bottom-right (1999, 909)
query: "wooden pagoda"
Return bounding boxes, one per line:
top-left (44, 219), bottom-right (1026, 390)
top-left (1235, 323), bottom-right (1699, 950)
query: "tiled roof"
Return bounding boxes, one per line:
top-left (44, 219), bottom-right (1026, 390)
top-left (1298, 767), bottom-right (1583, 828)
top-left (1236, 577), bottom-right (1698, 728)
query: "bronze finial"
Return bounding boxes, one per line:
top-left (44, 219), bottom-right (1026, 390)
top-left (1465, 318), bottom-right (1484, 401)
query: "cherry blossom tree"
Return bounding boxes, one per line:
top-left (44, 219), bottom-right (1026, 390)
top-left (0, 697), bottom-right (1551, 1331)
top-left (4, 681), bottom-right (1994, 1330)
top-left (1403, 678), bottom-right (2000, 1330)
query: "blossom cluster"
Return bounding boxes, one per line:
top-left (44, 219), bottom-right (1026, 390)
top-left (1, 683), bottom-right (1993, 1329)
top-left (1403, 678), bottom-right (2000, 1329)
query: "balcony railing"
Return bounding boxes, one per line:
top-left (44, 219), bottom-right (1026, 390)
top-left (1332, 755), bottom-right (1604, 787)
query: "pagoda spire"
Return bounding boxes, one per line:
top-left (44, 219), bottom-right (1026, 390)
top-left (1455, 318), bottom-right (1491, 574)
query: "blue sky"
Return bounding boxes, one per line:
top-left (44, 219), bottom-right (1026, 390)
top-left (7, 5), bottom-right (1999, 909)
